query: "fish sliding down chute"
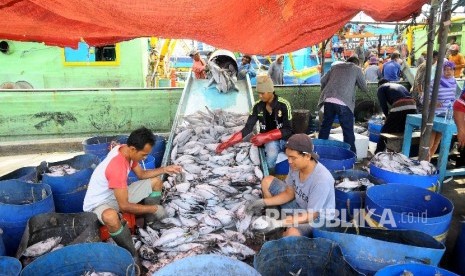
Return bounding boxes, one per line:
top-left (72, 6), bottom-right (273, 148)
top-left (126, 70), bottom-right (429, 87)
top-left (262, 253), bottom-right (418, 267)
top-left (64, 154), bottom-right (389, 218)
top-left (207, 50), bottom-right (239, 93)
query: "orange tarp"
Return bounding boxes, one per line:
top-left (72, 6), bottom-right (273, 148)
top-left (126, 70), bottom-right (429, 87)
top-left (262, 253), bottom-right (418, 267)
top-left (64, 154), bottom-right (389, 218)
top-left (0, 0), bottom-right (427, 54)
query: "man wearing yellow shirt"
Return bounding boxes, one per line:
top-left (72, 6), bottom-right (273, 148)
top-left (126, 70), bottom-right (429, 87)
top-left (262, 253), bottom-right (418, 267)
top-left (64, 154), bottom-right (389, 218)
top-left (448, 44), bottom-right (465, 78)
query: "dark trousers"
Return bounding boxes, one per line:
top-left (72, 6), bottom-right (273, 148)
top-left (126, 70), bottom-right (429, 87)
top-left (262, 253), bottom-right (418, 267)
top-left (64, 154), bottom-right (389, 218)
top-left (318, 102), bottom-right (356, 154)
top-left (375, 109), bottom-right (417, 153)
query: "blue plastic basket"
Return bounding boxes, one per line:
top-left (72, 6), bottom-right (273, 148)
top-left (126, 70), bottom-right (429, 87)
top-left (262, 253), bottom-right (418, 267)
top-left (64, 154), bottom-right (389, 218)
top-left (314, 145), bottom-right (356, 171)
top-left (154, 254), bottom-right (260, 276)
top-left (365, 184), bottom-right (453, 242)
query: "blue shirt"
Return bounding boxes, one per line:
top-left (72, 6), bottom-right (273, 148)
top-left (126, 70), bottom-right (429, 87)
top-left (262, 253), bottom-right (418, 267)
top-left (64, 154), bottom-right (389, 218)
top-left (382, 60), bottom-right (402, 81)
top-left (238, 63), bottom-right (256, 79)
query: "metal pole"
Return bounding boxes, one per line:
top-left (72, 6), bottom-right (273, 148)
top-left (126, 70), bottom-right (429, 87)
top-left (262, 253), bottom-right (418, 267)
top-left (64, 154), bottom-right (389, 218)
top-left (419, 0), bottom-right (452, 161)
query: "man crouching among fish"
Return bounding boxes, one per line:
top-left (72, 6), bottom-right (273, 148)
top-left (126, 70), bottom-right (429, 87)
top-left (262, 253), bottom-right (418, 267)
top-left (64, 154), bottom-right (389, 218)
top-left (246, 134), bottom-right (335, 236)
top-left (216, 74), bottom-right (292, 173)
top-left (83, 127), bottom-right (182, 256)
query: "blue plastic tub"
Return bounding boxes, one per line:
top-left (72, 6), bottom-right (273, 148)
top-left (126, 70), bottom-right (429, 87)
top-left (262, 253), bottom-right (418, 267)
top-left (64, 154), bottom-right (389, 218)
top-left (21, 243), bottom-right (135, 276)
top-left (254, 236), bottom-right (362, 276)
top-left (370, 163), bottom-right (438, 190)
top-left (313, 226), bottom-right (445, 275)
top-left (368, 119), bottom-right (383, 143)
top-left (0, 256), bottom-right (22, 276)
top-left (82, 136), bottom-right (115, 161)
top-left (152, 135), bottom-right (166, 168)
top-left (313, 145), bottom-right (356, 171)
top-left (365, 184), bottom-right (453, 242)
top-left (0, 167), bottom-right (37, 182)
top-left (375, 263), bottom-right (458, 276)
top-left (128, 155), bottom-right (156, 184)
top-left (0, 228), bottom-right (5, 256)
top-left (154, 254), bottom-right (260, 276)
top-left (116, 134), bottom-right (165, 168)
top-left (312, 138), bottom-right (351, 150)
top-left (0, 180), bottom-right (54, 256)
top-left (332, 169), bottom-right (384, 221)
top-left (42, 154), bottom-right (99, 213)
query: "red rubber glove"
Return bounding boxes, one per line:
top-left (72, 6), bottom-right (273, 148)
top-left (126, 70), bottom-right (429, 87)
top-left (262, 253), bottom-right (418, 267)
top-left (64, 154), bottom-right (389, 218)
top-left (216, 132), bottom-right (243, 153)
top-left (250, 129), bottom-right (282, 146)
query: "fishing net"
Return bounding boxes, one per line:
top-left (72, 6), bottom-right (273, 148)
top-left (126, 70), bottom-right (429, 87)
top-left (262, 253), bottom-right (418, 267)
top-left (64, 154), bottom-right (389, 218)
top-left (0, 0), bottom-right (426, 54)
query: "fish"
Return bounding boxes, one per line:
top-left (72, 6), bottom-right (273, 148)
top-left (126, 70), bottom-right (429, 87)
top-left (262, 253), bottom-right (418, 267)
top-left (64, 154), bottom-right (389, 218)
top-left (46, 164), bottom-right (79, 176)
top-left (136, 109), bottom-right (265, 272)
top-left (83, 272), bottom-right (118, 276)
top-left (289, 268), bottom-right (302, 276)
top-left (371, 152), bottom-right (436, 176)
top-left (22, 236), bottom-right (62, 257)
top-left (251, 216), bottom-right (270, 231)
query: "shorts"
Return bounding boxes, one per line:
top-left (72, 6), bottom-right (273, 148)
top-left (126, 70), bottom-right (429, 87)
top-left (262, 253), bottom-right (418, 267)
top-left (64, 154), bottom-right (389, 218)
top-left (268, 178), bottom-right (313, 236)
top-left (91, 179), bottom-right (153, 224)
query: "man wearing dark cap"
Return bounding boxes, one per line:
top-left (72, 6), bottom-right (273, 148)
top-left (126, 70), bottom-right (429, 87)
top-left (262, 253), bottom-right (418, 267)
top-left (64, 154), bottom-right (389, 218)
top-left (216, 75), bottom-right (292, 172)
top-left (245, 134), bottom-right (335, 236)
top-left (238, 55), bottom-right (256, 80)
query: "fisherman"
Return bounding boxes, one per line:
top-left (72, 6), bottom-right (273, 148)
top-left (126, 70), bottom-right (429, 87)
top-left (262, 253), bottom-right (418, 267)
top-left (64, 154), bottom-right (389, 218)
top-left (245, 134), bottom-right (335, 237)
top-left (354, 38), bottom-right (366, 65)
top-left (382, 52), bottom-right (402, 81)
top-left (238, 55), bottom-right (256, 80)
top-left (448, 44), bottom-right (465, 78)
top-left (317, 56), bottom-right (369, 154)
top-left (364, 55), bottom-right (381, 82)
top-left (216, 75), bottom-right (292, 172)
top-left (83, 127), bottom-right (182, 257)
top-left (375, 79), bottom-right (417, 153)
top-left (268, 55), bottom-right (284, 85)
top-left (189, 49), bottom-right (207, 79)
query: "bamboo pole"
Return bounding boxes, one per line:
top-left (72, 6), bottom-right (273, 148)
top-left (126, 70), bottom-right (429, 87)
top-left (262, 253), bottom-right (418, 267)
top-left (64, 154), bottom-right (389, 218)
top-left (418, 0), bottom-right (452, 161)
top-left (320, 38), bottom-right (330, 76)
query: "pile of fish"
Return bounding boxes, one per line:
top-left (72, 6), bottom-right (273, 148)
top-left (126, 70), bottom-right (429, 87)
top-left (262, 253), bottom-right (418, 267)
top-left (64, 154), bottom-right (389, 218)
top-left (370, 152), bottom-right (436, 175)
top-left (207, 58), bottom-right (238, 93)
top-left (334, 177), bottom-right (374, 192)
top-left (136, 108), bottom-right (266, 273)
top-left (45, 164), bottom-right (78, 176)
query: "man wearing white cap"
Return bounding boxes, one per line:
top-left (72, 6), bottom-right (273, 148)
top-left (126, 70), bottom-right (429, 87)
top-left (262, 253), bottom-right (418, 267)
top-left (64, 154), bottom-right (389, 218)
top-left (244, 134), bottom-right (335, 237)
top-left (189, 49), bottom-right (207, 79)
top-left (216, 75), bottom-right (292, 172)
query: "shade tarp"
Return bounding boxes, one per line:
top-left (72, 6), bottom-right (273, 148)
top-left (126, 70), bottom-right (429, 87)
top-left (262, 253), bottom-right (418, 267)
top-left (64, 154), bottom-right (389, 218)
top-left (0, 0), bottom-right (427, 54)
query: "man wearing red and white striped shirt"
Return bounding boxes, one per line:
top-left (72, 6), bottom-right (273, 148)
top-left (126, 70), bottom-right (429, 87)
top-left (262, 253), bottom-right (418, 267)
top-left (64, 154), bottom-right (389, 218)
top-left (83, 127), bottom-right (181, 257)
